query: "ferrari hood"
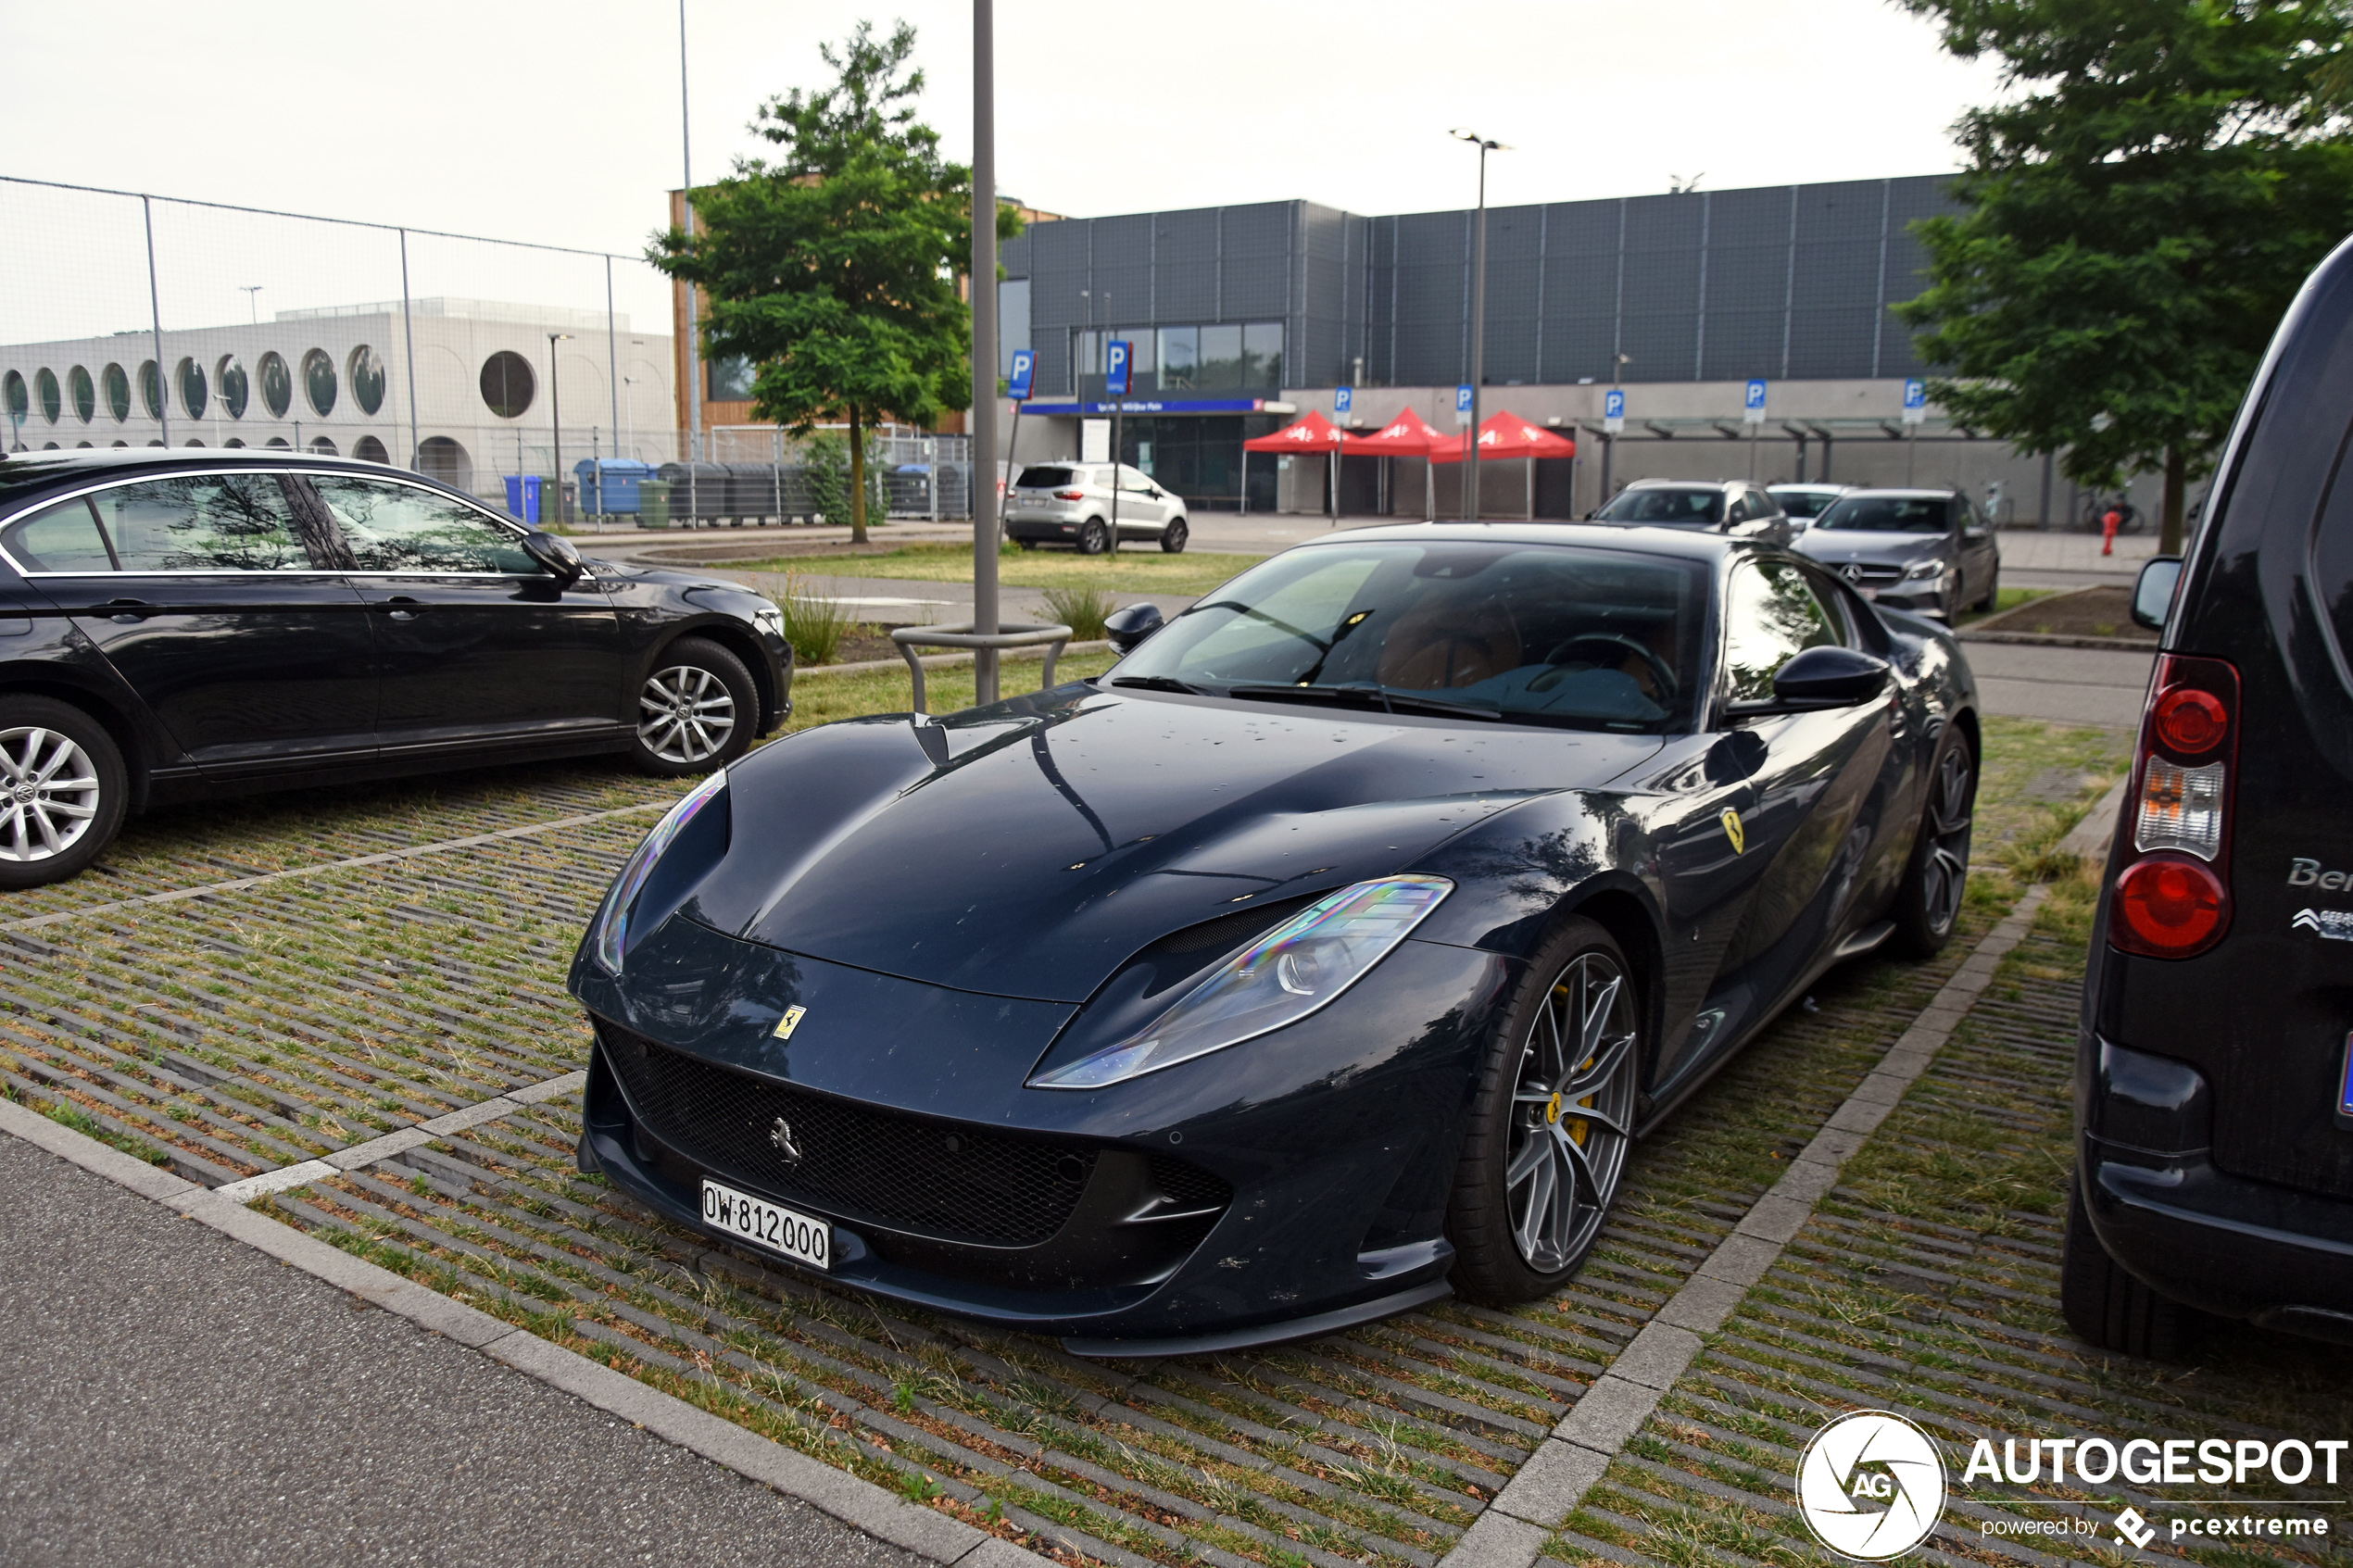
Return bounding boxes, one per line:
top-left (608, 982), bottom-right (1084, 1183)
top-left (685, 689), bottom-right (1664, 1003)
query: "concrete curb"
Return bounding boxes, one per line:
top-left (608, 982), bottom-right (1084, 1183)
top-left (1449, 884), bottom-right (2053, 1567)
top-left (0, 1092), bottom-right (1051, 1567)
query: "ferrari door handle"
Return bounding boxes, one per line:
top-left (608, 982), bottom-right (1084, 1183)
top-left (384, 596), bottom-right (424, 621)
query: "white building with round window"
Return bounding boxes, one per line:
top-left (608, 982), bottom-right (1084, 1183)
top-left (0, 298), bottom-right (674, 503)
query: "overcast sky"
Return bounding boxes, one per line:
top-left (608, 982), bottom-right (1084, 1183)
top-left (1, 1), bottom-right (2006, 337)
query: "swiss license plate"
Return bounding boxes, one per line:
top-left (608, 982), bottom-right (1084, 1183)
top-left (1856, 586), bottom-right (1880, 600)
top-left (700, 1177), bottom-right (830, 1270)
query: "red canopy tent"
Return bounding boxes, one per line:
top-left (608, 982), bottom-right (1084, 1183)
top-left (1428, 409), bottom-right (1577, 462)
top-left (1240, 408), bottom-right (1346, 453)
top-left (1350, 406), bottom-right (1451, 457)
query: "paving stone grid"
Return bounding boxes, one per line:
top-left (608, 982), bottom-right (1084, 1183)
top-left (12, 733), bottom-right (2323, 1566)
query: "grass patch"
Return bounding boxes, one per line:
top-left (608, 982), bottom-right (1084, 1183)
top-left (773, 572), bottom-right (854, 667)
top-left (707, 541), bottom-right (1262, 598)
top-left (1040, 583), bottom-right (1117, 640)
top-left (1954, 584), bottom-right (2058, 627)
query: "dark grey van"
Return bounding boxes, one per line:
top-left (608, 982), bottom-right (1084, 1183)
top-left (2068, 233), bottom-right (2353, 1356)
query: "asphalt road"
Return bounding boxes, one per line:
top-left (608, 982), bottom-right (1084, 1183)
top-left (1962, 640), bottom-right (2155, 730)
top-left (0, 1133), bottom-right (926, 1568)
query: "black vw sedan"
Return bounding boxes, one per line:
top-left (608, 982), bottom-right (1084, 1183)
top-left (0, 449), bottom-right (790, 885)
top-left (571, 524), bottom-right (1980, 1354)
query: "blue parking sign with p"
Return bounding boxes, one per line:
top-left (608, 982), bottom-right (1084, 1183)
top-left (1335, 385), bottom-right (1353, 416)
top-left (1745, 379), bottom-right (1768, 411)
top-left (1604, 389), bottom-right (1626, 420)
top-left (1009, 349), bottom-right (1035, 401)
top-left (1904, 378), bottom-right (1927, 410)
top-left (1456, 383), bottom-right (1474, 413)
top-left (1106, 341), bottom-right (1131, 396)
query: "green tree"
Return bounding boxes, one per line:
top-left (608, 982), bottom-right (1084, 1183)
top-left (1894, 0), bottom-right (2353, 554)
top-left (652, 20), bottom-right (1022, 544)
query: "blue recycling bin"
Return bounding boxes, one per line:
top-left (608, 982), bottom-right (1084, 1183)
top-left (503, 474), bottom-right (543, 524)
top-left (575, 458), bottom-right (652, 516)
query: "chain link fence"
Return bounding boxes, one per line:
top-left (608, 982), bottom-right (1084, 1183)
top-left (0, 176), bottom-right (974, 531)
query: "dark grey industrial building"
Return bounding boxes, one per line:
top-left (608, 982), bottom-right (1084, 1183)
top-left (997, 173), bottom-right (1959, 511)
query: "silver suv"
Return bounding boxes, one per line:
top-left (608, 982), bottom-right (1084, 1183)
top-left (1005, 464), bottom-right (1189, 554)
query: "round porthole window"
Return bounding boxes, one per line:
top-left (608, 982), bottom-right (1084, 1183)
top-left (139, 362), bottom-right (163, 420)
top-left (102, 363), bottom-right (131, 422)
top-left (353, 434), bottom-right (388, 464)
top-left (176, 358), bottom-right (207, 420)
top-left (478, 350), bottom-right (535, 419)
top-left (308, 435), bottom-right (338, 456)
top-left (68, 366), bottom-right (95, 423)
top-left (302, 348), bottom-right (337, 416)
top-left (348, 345), bottom-right (385, 416)
top-left (216, 356), bottom-right (249, 420)
top-left (35, 369), bottom-right (60, 422)
top-left (3, 370), bottom-right (25, 420)
top-left (258, 352), bottom-right (293, 419)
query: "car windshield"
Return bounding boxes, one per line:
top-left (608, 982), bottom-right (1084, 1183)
top-left (1593, 486), bottom-right (1725, 526)
top-left (1772, 490), bottom-right (1841, 518)
top-left (1110, 540), bottom-right (1709, 733)
top-left (1016, 466), bottom-right (1076, 488)
top-left (1814, 495), bottom-right (1949, 533)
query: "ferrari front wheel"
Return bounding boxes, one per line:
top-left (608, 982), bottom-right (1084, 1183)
top-left (1447, 917), bottom-right (1642, 1306)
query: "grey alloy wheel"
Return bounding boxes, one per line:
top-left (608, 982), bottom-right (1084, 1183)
top-left (1919, 742), bottom-right (1974, 937)
top-left (0, 724), bottom-right (102, 864)
top-left (637, 662), bottom-right (737, 766)
top-left (1504, 949), bottom-right (1640, 1273)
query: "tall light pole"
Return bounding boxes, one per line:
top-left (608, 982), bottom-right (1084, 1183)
top-left (679, 0), bottom-right (701, 520)
top-left (547, 332), bottom-right (573, 528)
top-left (1451, 129), bottom-right (1507, 521)
top-left (971, 0), bottom-right (1001, 704)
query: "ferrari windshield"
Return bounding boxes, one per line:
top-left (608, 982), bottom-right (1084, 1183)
top-left (1814, 495), bottom-right (1949, 533)
top-left (1110, 541), bottom-right (1709, 733)
top-left (1592, 486), bottom-right (1725, 526)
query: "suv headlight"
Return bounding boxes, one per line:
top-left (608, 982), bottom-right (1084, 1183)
top-left (592, 769), bottom-right (730, 974)
top-left (1902, 558), bottom-right (1947, 582)
top-left (1029, 875), bottom-right (1452, 1090)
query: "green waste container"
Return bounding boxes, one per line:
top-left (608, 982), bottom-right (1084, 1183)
top-left (637, 480), bottom-right (672, 530)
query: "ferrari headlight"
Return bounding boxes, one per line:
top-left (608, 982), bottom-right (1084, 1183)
top-left (592, 769), bottom-right (730, 974)
top-left (1902, 557), bottom-right (1946, 582)
top-left (1030, 875), bottom-right (1452, 1090)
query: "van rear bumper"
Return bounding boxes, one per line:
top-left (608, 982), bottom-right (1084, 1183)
top-left (2082, 1145), bottom-right (2353, 1324)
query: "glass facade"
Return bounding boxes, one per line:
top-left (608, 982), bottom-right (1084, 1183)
top-left (1071, 321), bottom-right (1283, 399)
top-left (258, 352), bottom-right (292, 419)
top-left (102, 363), bottom-right (131, 422)
top-left (349, 345), bottom-right (386, 416)
top-left (1116, 414), bottom-right (1284, 510)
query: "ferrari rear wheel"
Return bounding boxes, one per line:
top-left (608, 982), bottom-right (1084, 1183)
top-left (1448, 918), bottom-right (1642, 1305)
top-left (1889, 727), bottom-right (1976, 958)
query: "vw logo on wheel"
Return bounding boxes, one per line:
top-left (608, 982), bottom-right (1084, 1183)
top-left (1795, 1410), bottom-right (1946, 1561)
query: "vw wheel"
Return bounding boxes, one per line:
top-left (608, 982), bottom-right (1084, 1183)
top-left (632, 637), bottom-right (757, 777)
top-left (0, 696), bottom-right (127, 889)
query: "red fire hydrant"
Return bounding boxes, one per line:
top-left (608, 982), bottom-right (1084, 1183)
top-left (2101, 507), bottom-right (2121, 557)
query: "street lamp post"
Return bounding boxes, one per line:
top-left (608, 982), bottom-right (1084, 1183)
top-left (1451, 128), bottom-right (1507, 521)
top-left (547, 332), bottom-right (573, 529)
top-left (971, 0), bottom-right (1001, 704)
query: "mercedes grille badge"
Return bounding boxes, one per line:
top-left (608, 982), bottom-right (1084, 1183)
top-left (1842, 562), bottom-right (1866, 583)
top-left (769, 1117), bottom-right (804, 1165)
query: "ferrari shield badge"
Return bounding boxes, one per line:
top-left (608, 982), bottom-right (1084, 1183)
top-left (1719, 809), bottom-right (1746, 856)
top-left (773, 1005), bottom-right (808, 1040)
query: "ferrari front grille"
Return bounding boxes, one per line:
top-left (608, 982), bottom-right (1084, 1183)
top-left (597, 1020), bottom-right (1190, 1248)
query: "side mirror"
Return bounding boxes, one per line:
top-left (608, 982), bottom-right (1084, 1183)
top-left (1731, 645), bottom-right (1890, 716)
top-left (522, 529), bottom-right (585, 583)
top-left (1102, 601), bottom-right (1164, 653)
top-left (2133, 556), bottom-right (2183, 630)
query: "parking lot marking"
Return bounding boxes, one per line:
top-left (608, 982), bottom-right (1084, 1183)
top-left (1464, 886), bottom-right (2051, 1566)
top-left (0, 801), bottom-right (671, 935)
top-left (209, 1068), bottom-right (592, 1199)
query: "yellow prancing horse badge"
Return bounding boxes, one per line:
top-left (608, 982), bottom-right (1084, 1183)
top-left (1545, 1091), bottom-right (1564, 1125)
top-left (773, 1005), bottom-right (807, 1040)
top-left (1719, 808), bottom-right (1746, 856)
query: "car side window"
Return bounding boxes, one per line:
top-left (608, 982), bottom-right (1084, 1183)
top-left (90, 474), bottom-right (321, 572)
top-left (1119, 466), bottom-right (1154, 492)
top-left (1723, 560), bottom-right (1841, 702)
top-left (310, 476), bottom-right (541, 574)
top-left (1748, 488), bottom-right (1779, 518)
top-left (2, 497), bottom-right (118, 571)
top-left (1726, 492), bottom-right (1753, 524)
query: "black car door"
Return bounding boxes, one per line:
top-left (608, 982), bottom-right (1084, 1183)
top-left (1662, 558), bottom-right (1895, 1081)
top-left (6, 472), bottom-right (377, 777)
top-left (305, 473), bottom-right (626, 759)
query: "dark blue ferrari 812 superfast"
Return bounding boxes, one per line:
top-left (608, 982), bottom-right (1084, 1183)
top-left (567, 522), bottom-right (1979, 1355)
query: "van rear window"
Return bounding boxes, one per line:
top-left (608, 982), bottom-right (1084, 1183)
top-left (1017, 467), bottom-right (1074, 488)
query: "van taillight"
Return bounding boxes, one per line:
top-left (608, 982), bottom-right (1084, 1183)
top-left (2110, 654), bottom-right (2239, 959)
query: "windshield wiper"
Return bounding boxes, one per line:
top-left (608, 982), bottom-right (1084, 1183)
top-left (1108, 675), bottom-right (1202, 695)
top-left (1227, 684), bottom-right (1502, 723)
